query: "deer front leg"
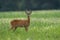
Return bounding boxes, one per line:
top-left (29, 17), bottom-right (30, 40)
top-left (25, 27), bottom-right (28, 32)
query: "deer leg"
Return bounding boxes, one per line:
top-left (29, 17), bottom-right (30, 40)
top-left (9, 26), bottom-right (14, 31)
top-left (25, 27), bottom-right (28, 32)
top-left (11, 26), bottom-right (14, 29)
top-left (13, 27), bottom-right (17, 31)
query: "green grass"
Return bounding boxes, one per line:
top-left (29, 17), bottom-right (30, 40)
top-left (0, 10), bottom-right (60, 40)
top-left (0, 10), bottom-right (60, 18)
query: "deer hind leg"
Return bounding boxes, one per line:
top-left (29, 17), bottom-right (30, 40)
top-left (10, 25), bottom-right (17, 31)
top-left (13, 26), bottom-right (18, 31)
top-left (11, 26), bottom-right (14, 29)
top-left (9, 26), bottom-right (14, 31)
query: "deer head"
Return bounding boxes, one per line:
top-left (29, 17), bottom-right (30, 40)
top-left (25, 9), bottom-right (32, 16)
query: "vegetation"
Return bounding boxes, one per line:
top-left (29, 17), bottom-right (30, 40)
top-left (0, 0), bottom-right (60, 11)
top-left (0, 10), bottom-right (60, 40)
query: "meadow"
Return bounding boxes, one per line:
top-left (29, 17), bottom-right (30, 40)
top-left (0, 10), bottom-right (60, 40)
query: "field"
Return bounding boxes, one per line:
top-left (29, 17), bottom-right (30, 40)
top-left (0, 10), bottom-right (60, 40)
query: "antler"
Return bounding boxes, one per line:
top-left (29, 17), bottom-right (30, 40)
top-left (25, 9), bottom-right (32, 16)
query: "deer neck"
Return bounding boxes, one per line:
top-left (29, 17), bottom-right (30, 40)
top-left (28, 16), bottom-right (30, 24)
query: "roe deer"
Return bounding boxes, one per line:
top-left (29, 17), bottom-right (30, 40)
top-left (10, 9), bottom-right (32, 32)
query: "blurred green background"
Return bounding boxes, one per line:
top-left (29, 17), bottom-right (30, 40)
top-left (0, 0), bottom-right (60, 11)
top-left (0, 0), bottom-right (60, 40)
top-left (0, 10), bottom-right (60, 40)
